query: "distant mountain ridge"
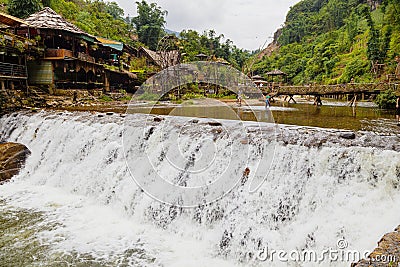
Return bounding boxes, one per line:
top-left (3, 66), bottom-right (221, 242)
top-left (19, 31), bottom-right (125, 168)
top-left (165, 28), bottom-right (180, 37)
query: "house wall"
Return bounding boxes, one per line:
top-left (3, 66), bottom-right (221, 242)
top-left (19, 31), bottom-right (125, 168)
top-left (27, 61), bottom-right (53, 85)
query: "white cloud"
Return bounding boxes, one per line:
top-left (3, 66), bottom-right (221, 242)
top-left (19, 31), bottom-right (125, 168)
top-left (112, 0), bottom-right (300, 50)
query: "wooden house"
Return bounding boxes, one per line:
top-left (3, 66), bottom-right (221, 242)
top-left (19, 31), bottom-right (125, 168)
top-left (0, 12), bottom-right (34, 90)
top-left (18, 7), bottom-right (136, 92)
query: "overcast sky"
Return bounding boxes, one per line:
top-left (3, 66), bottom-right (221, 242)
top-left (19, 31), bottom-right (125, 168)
top-left (112, 0), bottom-right (300, 51)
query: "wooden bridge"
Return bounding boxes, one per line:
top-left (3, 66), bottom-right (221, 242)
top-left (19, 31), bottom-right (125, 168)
top-left (265, 82), bottom-right (399, 96)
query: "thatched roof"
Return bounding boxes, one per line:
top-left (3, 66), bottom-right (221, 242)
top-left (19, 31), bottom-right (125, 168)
top-left (251, 74), bottom-right (263, 80)
top-left (24, 7), bottom-right (87, 35)
top-left (266, 69), bottom-right (287, 76)
top-left (195, 53), bottom-right (208, 58)
top-left (214, 57), bottom-right (230, 65)
top-left (253, 80), bottom-right (267, 84)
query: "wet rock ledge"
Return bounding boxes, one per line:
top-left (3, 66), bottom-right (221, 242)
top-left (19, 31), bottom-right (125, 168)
top-left (352, 226), bottom-right (400, 266)
top-left (0, 143), bottom-right (30, 183)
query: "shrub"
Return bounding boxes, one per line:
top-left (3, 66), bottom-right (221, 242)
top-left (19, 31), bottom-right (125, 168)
top-left (99, 95), bottom-right (113, 102)
top-left (375, 89), bottom-right (397, 109)
top-left (137, 92), bottom-right (159, 101)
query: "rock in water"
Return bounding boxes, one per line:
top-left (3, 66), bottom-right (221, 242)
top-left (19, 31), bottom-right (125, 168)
top-left (154, 117), bottom-right (164, 122)
top-left (208, 122), bottom-right (222, 127)
top-left (340, 132), bottom-right (356, 140)
top-left (0, 143), bottom-right (31, 183)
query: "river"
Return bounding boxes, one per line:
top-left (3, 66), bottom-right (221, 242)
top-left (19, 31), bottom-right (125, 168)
top-left (0, 100), bottom-right (399, 266)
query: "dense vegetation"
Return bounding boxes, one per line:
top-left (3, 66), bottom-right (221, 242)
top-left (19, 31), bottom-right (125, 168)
top-left (131, 0), bottom-right (166, 50)
top-left (252, 0), bottom-right (400, 85)
top-left (2, 0), bottom-right (251, 69)
top-left (179, 30), bottom-right (251, 70)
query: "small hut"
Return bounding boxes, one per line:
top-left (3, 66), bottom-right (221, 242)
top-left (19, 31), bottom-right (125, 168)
top-left (251, 74), bottom-right (263, 80)
top-left (266, 69), bottom-right (287, 83)
top-left (195, 53), bottom-right (208, 61)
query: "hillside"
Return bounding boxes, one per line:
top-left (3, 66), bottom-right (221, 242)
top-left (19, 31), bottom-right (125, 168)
top-left (252, 0), bottom-right (400, 85)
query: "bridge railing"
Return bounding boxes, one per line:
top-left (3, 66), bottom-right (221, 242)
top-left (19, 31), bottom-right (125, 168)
top-left (268, 83), bottom-right (399, 96)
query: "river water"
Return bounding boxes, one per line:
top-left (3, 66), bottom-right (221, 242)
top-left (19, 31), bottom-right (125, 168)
top-left (125, 98), bottom-right (400, 134)
top-left (0, 101), bottom-right (400, 266)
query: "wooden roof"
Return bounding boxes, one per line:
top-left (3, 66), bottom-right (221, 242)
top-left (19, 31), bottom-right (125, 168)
top-left (266, 69), bottom-right (287, 76)
top-left (24, 7), bottom-right (87, 35)
top-left (196, 53), bottom-right (208, 58)
top-left (0, 11), bottom-right (28, 27)
top-left (214, 57), bottom-right (230, 65)
top-left (251, 75), bottom-right (263, 80)
top-left (96, 36), bottom-right (123, 51)
top-left (139, 47), bottom-right (179, 68)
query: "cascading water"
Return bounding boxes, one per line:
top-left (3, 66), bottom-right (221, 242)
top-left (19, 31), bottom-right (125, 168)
top-left (1, 110), bottom-right (400, 266)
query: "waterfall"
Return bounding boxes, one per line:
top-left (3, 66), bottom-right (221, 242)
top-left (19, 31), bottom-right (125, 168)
top-left (1, 110), bottom-right (399, 266)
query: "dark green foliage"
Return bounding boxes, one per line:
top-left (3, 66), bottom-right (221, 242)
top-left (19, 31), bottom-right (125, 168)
top-left (49, 0), bottom-right (133, 44)
top-left (131, 0), bottom-right (167, 50)
top-left (179, 29), bottom-right (251, 69)
top-left (375, 89), bottom-right (397, 108)
top-left (278, 0), bottom-right (365, 46)
top-left (41, 0), bottom-right (51, 7)
top-left (253, 0), bottom-right (400, 85)
top-left (8, 0), bottom-right (42, 18)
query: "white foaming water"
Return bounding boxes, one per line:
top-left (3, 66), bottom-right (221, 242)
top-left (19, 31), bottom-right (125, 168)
top-left (1, 111), bottom-right (400, 266)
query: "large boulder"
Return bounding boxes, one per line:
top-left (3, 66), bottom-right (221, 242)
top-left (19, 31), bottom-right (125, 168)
top-left (352, 226), bottom-right (400, 266)
top-left (0, 143), bottom-right (30, 183)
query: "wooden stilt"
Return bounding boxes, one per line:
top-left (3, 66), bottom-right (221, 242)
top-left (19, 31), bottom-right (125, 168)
top-left (352, 95), bottom-right (357, 116)
top-left (287, 95), bottom-right (296, 104)
top-left (348, 95), bottom-right (355, 107)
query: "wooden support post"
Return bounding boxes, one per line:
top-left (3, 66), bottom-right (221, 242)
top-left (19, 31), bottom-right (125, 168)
top-left (287, 95), bottom-right (296, 104)
top-left (348, 95), bottom-right (355, 107)
top-left (352, 94), bottom-right (357, 117)
top-left (349, 94), bottom-right (357, 107)
top-left (104, 71), bottom-right (110, 92)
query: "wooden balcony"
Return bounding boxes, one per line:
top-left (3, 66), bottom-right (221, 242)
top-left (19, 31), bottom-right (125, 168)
top-left (44, 49), bottom-right (73, 59)
top-left (77, 52), bottom-right (95, 63)
top-left (0, 62), bottom-right (27, 79)
top-left (44, 49), bottom-right (97, 64)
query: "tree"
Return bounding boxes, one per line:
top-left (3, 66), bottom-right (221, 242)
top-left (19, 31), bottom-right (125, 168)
top-left (375, 89), bottom-right (397, 109)
top-left (106, 1), bottom-right (124, 20)
top-left (131, 0), bottom-right (167, 50)
top-left (42, 0), bottom-right (51, 7)
top-left (8, 0), bottom-right (42, 18)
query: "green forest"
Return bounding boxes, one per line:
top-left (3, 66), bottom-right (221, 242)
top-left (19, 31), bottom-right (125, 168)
top-left (252, 0), bottom-right (400, 85)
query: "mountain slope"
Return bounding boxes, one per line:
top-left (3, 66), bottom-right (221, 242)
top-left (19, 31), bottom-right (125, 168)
top-left (252, 0), bottom-right (400, 85)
